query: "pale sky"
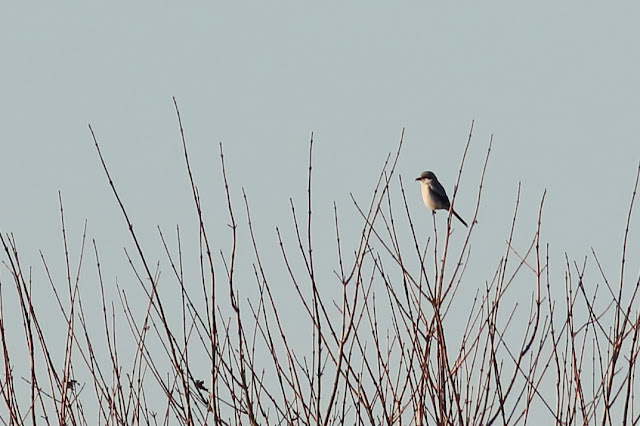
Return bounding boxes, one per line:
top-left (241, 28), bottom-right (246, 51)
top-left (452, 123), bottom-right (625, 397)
top-left (1, 3), bottom-right (639, 422)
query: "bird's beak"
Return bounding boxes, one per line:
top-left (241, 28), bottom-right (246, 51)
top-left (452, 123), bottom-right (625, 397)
top-left (415, 177), bottom-right (421, 181)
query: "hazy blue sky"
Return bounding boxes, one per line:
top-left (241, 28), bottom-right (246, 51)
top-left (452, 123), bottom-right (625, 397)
top-left (1, 3), bottom-right (639, 421)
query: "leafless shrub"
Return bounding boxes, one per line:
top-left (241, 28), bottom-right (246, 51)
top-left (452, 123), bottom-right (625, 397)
top-left (1, 103), bottom-right (638, 425)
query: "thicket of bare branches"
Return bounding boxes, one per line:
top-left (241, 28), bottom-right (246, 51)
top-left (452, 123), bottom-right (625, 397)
top-left (1, 104), bottom-right (639, 425)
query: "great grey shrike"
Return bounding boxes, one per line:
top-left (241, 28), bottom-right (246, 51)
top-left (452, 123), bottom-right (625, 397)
top-left (416, 171), bottom-right (468, 227)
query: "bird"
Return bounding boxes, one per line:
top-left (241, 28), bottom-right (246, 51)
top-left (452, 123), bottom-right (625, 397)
top-left (416, 171), bottom-right (468, 227)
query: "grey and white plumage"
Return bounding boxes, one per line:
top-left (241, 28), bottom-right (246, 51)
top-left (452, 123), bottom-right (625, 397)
top-left (416, 171), bottom-right (468, 227)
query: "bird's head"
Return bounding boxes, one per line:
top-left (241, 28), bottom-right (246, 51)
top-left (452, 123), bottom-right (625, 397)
top-left (416, 171), bottom-right (436, 182)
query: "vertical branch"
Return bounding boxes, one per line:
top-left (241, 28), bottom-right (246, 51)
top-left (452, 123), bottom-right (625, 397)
top-left (0, 234), bottom-right (24, 425)
top-left (57, 193), bottom-right (75, 425)
top-left (521, 190), bottom-right (546, 356)
top-left (438, 119), bottom-right (474, 289)
top-left (616, 161), bottom-right (640, 425)
top-left (304, 133), bottom-right (322, 423)
top-left (219, 143), bottom-right (258, 426)
top-left (172, 98), bottom-right (219, 422)
top-left (89, 124), bottom-right (192, 422)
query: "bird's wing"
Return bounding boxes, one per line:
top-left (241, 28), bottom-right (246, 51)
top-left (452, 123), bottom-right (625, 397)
top-left (431, 181), bottom-right (450, 207)
top-left (431, 181), bottom-right (449, 209)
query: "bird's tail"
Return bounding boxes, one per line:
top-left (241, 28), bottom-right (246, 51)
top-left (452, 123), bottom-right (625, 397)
top-left (452, 209), bottom-right (468, 227)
